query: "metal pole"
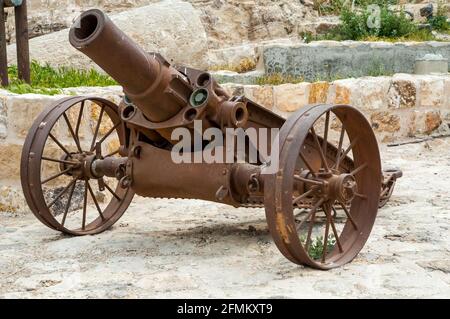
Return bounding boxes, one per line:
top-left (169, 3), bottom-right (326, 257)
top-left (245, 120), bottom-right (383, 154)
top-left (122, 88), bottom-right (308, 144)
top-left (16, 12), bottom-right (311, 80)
top-left (0, 1), bottom-right (9, 86)
top-left (14, 0), bottom-right (29, 83)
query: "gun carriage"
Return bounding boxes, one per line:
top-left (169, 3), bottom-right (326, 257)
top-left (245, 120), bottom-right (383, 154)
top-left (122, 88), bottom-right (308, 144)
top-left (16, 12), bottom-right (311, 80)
top-left (20, 9), bottom-right (401, 269)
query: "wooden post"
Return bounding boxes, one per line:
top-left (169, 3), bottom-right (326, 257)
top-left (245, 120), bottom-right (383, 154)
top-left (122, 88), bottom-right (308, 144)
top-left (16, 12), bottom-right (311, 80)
top-left (0, 1), bottom-right (9, 86)
top-left (0, 0), bottom-right (28, 87)
top-left (14, 0), bottom-right (29, 83)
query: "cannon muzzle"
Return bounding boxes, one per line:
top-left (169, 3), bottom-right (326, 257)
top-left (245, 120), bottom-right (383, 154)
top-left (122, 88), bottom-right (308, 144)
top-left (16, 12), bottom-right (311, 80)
top-left (69, 9), bottom-right (183, 122)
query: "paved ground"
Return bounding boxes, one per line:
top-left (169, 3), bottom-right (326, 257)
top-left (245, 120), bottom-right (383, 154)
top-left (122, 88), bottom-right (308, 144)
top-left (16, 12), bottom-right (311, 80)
top-left (1, 139), bottom-right (449, 298)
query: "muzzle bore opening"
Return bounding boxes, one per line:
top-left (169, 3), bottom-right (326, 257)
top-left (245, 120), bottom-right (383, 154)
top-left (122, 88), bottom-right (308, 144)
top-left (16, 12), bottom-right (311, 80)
top-left (74, 14), bottom-right (99, 40)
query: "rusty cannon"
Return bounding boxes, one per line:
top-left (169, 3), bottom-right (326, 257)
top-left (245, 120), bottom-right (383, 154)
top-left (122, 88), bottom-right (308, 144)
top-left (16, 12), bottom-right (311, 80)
top-left (20, 9), bottom-right (402, 269)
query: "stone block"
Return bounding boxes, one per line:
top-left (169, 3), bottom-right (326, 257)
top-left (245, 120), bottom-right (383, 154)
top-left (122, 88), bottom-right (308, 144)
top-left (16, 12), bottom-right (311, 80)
top-left (273, 83), bottom-right (310, 112)
top-left (0, 144), bottom-right (23, 181)
top-left (7, 94), bottom-right (64, 138)
top-left (414, 54), bottom-right (448, 75)
top-left (243, 85), bottom-right (274, 109)
top-left (424, 111), bottom-right (442, 134)
top-left (417, 76), bottom-right (445, 108)
top-left (388, 74), bottom-right (418, 109)
top-left (309, 81), bottom-right (329, 104)
top-left (370, 111), bottom-right (401, 133)
top-left (353, 77), bottom-right (391, 110)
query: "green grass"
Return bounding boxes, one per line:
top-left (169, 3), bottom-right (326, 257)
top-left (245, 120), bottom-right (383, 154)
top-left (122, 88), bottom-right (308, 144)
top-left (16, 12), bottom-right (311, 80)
top-left (254, 73), bottom-right (305, 85)
top-left (4, 61), bottom-right (117, 95)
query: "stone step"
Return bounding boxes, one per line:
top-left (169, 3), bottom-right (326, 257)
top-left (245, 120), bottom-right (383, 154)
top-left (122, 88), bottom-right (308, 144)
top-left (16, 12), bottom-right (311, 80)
top-left (261, 41), bottom-right (450, 82)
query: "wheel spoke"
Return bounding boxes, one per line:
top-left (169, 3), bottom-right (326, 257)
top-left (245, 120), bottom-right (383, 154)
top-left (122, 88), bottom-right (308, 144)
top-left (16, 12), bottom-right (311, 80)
top-left (47, 178), bottom-right (77, 209)
top-left (296, 198), bottom-right (325, 231)
top-left (322, 111), bottom-right (330, 156)
top-left (41, 167), bottom-right (72, 185)
top-left (351, 162), bottom-right (368, 176)
top-left (90, 105), bottom-right (105, 152)
top-left (310, 127), bottom-right (330, 172)
top-left (87, 181), bottom-right (105, 220)
top-left (49, 133), bottom-right (70, 156)
top-left (335, 136), bottom-right (359, 170)
top-left (299, 152), bottom-right (317, 177)
top-left (338, 202), bottom-right (358, 230)
top-left (75, 101), bottom-right (85, 140)
top-left (321, 210), bottom-right (331, 263)
top-left (103, 180), bottom-right (122, 201)
top-left (380, 186), bottom-right (390, 198)
top-left (63, 113), bottom-right (82, 153)
top-left (82, 180), bottom-right (88, 230)
top-left (324, 203), bottom-right (343, 253)
top-left (42, 156), bottom-right (78, 166)
top-left (294, 175), bottom-right (324, 186)
top-left (61, 180), bottom-right (77, 227)
top-left (96, 122), bottom-right (120, 147)
top-left (335, 125), bottom-right (345, 170)
top-left (304, 208), bottom-right (318, 252)
top-left (105, 149), bottom-right (120, 158)
top-left (292, 186), bottom-right (319, 206)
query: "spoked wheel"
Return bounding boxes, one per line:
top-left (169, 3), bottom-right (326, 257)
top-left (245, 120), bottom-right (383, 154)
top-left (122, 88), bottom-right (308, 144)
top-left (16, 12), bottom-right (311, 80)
top-left (379, 169), bottom-right (403, 208)
top-left (21, 96), bottom-right (134, 235)
top-left (265, 104), bottom-right (382, 269)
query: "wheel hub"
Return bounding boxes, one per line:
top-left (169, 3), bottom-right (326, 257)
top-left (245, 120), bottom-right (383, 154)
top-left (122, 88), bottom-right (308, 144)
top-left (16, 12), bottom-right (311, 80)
top-left (328, 174), bottom-right (357, 203)
top-left (59, 152), bottom-right (96, 179)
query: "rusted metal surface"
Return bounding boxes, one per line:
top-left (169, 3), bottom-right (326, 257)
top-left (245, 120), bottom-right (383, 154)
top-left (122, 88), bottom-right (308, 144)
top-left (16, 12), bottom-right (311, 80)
top-left (20, 9), bottom-right (402, 269)
top-left (20, 96), bottom-right (134, 235)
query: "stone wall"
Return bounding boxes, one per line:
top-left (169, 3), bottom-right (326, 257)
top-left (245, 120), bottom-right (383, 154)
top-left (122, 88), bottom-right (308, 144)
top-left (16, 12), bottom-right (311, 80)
top-left (0, 73), bottom-right (448, 213)
top-left (222, 74), bottom-right (449, 142)
top-left (263, 41), bottom-right (450, 81)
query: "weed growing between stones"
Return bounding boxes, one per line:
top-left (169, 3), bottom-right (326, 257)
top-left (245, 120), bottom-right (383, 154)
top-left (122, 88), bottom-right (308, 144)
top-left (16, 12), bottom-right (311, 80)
top-left (255, 73), bottom-right (305, 85)
top-left (4, 61), bottom-right (117, 95)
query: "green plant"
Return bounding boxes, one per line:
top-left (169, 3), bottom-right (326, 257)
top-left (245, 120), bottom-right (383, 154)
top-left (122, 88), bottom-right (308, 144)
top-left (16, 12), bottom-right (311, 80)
top-left (429, 1), bottom-right (449, 32)
top-left (361, 28), bottom-right (436, 42)
top-left (6, 83), bottom-right (62, 95)
top-left (4, 61), bottom-right (117, 95)
top-left (337, 5), bottom-right (418, 40)
top-left (254, 73), bottom-right (304, 85)
top-left (300, 235), bottom-right (336, 260)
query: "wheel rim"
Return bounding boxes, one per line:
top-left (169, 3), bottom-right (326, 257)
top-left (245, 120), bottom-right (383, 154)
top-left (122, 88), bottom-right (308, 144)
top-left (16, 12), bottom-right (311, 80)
top-left (265, 104), bottom-right (381, 269)
top-left (20, 96), bottom-right (134, 235)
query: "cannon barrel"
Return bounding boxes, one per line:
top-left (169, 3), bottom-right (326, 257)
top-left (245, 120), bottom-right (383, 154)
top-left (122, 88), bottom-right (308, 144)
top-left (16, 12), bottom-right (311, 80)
top-left (69, 9), bottom-right (183, 123)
